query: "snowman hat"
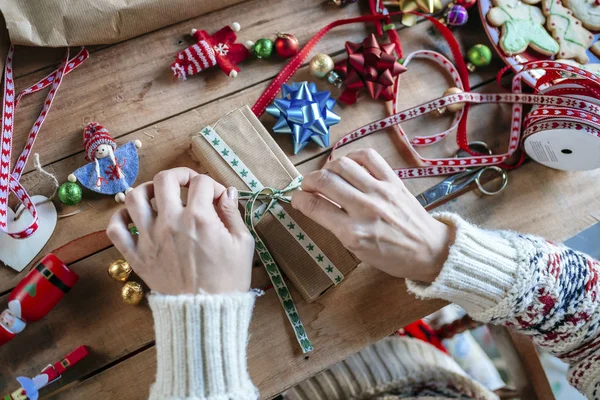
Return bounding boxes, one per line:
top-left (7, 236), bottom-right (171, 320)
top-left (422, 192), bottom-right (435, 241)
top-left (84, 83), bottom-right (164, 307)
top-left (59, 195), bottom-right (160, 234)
top-left (83, 122), bottom-right (116, 161)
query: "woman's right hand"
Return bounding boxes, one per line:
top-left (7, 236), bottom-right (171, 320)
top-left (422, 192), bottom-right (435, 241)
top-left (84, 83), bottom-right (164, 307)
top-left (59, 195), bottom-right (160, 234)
top-left (291, 149), bottom-right (453, 283)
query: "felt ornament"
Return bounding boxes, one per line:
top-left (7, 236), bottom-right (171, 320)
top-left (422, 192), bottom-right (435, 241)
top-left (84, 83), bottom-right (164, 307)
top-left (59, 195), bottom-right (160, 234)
top-left (335, 34), bottom-right (407, 105)
top-left (67, 123), bottom-right (141, 202)
top-left (171, 22), bottom-right (250, 79)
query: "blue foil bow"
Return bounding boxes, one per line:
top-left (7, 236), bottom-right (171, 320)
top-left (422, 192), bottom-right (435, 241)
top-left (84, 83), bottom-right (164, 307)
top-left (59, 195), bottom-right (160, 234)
top-left (266, 82), bottom-right (341, 154)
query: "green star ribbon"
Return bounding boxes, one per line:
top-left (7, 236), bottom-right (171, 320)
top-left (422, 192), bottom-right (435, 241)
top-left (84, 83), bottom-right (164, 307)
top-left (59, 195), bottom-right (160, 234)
top-left (199, 125), bottom-right (345, 353)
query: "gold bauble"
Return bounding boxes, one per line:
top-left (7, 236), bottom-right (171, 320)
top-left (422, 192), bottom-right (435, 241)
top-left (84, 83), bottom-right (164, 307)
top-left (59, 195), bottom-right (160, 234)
top-left (122, 281), bottom-right (144, 305)
top-left (108, 259), bottom-right (132, 282)
top-left (309, 54), bottom-right (335, 78)
top-left (443, 87), bottom-right (465, 113)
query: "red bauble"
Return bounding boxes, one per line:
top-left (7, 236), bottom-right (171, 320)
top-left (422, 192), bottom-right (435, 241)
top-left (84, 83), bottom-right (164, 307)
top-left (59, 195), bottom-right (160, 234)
top-left (274, 33), bottom-right (299, 58)
top-left (455, 0), bottom-right (477, 9)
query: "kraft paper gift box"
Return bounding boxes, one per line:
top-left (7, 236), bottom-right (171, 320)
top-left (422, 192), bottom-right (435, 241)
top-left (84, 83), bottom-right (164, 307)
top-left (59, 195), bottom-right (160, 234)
top-left (191, 105), bottom-right (359, 302)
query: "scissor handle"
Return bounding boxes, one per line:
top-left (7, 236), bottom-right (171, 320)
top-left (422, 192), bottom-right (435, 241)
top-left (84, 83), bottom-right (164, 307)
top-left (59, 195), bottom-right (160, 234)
top-left (474, 166), bottom-right (508, 196)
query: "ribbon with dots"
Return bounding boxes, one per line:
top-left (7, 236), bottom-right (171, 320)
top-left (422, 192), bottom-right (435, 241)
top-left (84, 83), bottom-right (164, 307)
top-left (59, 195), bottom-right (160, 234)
top-left (0, 46), bottom-right (89, 239)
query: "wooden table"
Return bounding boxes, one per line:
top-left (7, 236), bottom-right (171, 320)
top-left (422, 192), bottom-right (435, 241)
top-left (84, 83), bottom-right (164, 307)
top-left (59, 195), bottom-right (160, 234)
top-left (0, 1), bottom-right (598, 398)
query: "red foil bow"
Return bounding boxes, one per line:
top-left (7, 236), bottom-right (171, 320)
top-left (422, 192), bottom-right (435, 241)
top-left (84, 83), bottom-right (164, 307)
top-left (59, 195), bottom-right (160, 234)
top-left (335, 34), bottom-right (407, 105)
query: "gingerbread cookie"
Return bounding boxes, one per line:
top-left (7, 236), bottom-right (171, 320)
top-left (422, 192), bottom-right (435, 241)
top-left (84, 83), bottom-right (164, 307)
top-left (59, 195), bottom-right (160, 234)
top-left (562, 0), bottom-right (600, 31)
top-left (487, 0), bottom-right (559, 56)
top-left (542, 0), bottom-right (593, 64)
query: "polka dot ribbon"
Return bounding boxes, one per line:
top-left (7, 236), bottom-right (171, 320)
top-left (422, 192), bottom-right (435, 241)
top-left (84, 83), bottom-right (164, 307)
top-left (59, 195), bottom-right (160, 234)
top-left (0, 46), bottom-right (89, 239)
top-left (199, 125), bottom-right (345, 353)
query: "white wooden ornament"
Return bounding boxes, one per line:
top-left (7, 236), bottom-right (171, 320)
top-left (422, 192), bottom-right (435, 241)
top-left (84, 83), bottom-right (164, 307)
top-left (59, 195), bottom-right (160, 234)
top-left (0, 195), bottom-right (57, 272)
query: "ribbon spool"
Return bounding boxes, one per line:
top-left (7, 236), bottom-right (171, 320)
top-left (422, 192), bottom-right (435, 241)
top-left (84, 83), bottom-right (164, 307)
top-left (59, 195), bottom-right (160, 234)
top-left (522, 83), bottom-right (600, 171)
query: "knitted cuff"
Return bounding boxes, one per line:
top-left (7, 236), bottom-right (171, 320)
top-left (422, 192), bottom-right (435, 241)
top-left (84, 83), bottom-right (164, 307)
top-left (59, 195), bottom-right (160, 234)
top-left (406, 212), bottom-right (528, 319)
top-left (148, 291), bottom-right (260, 400)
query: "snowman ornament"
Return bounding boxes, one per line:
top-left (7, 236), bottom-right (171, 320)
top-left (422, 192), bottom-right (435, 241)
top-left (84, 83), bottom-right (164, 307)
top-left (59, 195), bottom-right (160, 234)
top-left (68, 123), bottom-right (141, 202)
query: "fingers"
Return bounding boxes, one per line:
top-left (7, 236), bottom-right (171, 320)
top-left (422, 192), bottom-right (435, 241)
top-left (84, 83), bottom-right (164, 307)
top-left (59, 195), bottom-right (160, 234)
top-left (291, 190), bottom-right (348, 234)
top-left (153, 168), bottom-right (200, 215)
top-left (215, 187), bottom-right (250, 236)
top-left (106, 208), bottom-right (137, 261)
top-left (187, 174), bottom-right (226, 209)
top-left (124, 182), bottom-right (155, 231)
top-left (345, 149), bottom-right (397, 182)
top-left (301, 168), bottom-right (366, 210)
top-left (323, 156), bottom-right (377, 193)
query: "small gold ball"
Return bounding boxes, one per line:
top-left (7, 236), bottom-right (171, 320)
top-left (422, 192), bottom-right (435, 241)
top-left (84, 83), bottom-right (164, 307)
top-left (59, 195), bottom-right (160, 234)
top-left (121, 281), bottom-right (144, 305)
top-left (443, 87), bottom-right (465, 112)
top-left (108, 259), bottom-right (132, 282)
top-left (309, 53), bottom-right (335, 78)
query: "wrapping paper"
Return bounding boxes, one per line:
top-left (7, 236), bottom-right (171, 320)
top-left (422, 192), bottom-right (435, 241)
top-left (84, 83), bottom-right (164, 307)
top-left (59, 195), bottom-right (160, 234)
top-left (0, 0), bottom-right (247, 47)
top-left (191, 106), bottom-right (359, 302)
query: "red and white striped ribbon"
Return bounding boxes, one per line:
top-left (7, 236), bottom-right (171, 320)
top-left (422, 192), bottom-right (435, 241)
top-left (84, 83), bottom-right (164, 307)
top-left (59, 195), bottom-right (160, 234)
top-left (329, 61), bottom-right (600, 178)
top-left (0, 46), bottom-right (89, 239)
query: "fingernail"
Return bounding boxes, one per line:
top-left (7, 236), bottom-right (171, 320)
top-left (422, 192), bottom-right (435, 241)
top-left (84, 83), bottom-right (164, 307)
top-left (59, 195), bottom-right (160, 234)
top-left (227, 187), bottom-right (237, 201)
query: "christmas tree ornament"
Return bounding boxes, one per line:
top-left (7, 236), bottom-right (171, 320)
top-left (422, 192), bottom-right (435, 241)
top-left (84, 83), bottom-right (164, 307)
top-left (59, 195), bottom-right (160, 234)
top-left (67, 123), bottom-right (142, 203)
top-left (128, 223), bottom-right (139, 235)
top-left (335, 34), bottom-right (407, 105)
top-left (309, 53), bottom-right (335, 78)
top-left (57, 182), bottom-right (82, 206)
top-left (466, 44), bottom-right (492, 71)
top-left (0, 254), bottom-right (79, 346)
top-left (455, 0), bottom-right (477, 9)
top-left (266, 82), bottom-right (341, 154)
top-left (4, 346), bottom-right (89, 400)
top-left (444, 4), bottom-right (469, 26)
top-left (434, 87), bottom-right (466, 115)
top-left (274, 33), bottom-right (299, 58)
top-left (122, 281), bottom-right (144, 305)
top-left (171, 22), bottom-right (249, 79)
top-left (251, 38), bottom-right (274, 59)
top-left (108, 259), bottom-right (132, 282)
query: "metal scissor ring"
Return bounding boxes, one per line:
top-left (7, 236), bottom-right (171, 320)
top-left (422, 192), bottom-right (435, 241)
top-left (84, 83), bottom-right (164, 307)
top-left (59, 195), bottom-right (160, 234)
top-left (474, 166), bottom-right (508, 196)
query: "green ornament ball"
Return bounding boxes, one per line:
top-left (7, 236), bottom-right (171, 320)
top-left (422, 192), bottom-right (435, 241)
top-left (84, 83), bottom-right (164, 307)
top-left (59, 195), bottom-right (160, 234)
top-left (58, 182), bottom-right (82, 205)
top-left (253, 38), bottom-right (274, 59)
top-left (467, 44), bottom-right (492, 68)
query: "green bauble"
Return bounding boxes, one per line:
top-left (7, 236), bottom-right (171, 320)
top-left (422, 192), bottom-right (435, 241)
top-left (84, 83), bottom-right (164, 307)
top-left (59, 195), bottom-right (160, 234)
top-left (253, 38), bottom-right (274, 59)
top-left (58, 182), bottom-right (83, 205)
top-left (467, 44), bottom-right (492, 68)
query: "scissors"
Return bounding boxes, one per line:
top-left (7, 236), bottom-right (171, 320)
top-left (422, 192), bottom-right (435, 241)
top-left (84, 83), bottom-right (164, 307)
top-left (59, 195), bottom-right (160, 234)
top-left (415, 142), bottom-right (508, 208)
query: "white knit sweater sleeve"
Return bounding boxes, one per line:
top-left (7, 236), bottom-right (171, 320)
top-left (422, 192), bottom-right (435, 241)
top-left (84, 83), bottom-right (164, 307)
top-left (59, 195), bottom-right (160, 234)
top-left (148, 291), bottom-right (259, 400)
top-left (407, 212), bottom-right (600, 398)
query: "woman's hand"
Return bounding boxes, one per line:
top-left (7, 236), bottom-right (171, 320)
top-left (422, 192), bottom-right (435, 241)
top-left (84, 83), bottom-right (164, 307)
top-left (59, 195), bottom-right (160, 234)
top-left (107, 168), bottom-right (255, 295)
top-left (291, 149), bottom-right (452, 283)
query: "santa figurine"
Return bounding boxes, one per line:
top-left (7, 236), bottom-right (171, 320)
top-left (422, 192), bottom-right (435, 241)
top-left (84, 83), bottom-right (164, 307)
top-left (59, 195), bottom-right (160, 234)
top-left (0, 254), bottom-right (79, 346)
top-left (3, 346), bottom-right (89, 400)
top-left (171, 22), bottom-right (250, 79)
top-left (67, 123), bottom-right (142, 202)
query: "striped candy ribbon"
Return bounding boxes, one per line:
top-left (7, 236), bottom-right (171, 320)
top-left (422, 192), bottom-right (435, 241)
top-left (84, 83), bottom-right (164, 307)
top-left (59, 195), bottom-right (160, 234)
top-left (199, 125), bottom-right (345, 353)
top-left (0, 46), bottom-right (89, 239)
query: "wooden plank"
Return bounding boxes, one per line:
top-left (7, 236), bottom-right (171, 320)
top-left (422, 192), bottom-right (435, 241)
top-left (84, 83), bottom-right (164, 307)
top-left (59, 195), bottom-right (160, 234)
top-left (6, 0), bottom-right (501, 176)
top-left (0, 245), bottom-right (445, 399)
top-left (489, 326), bottom-right (555, 400)
top-left (0, 43), bottom-right (501, 291)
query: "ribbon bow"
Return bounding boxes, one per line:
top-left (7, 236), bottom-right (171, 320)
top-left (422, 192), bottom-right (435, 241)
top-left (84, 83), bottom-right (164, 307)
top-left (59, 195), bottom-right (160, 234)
top-left (336, 34), bottom-right (407, 105)
top-left (266, 82), bottom-right (340, 154)
top-left (239, 177), bottom-right (301, 231)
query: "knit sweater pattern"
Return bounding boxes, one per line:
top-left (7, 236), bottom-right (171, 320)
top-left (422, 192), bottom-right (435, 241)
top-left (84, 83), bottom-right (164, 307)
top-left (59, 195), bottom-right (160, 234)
top-left (148, 212), bottom-right (600, 399)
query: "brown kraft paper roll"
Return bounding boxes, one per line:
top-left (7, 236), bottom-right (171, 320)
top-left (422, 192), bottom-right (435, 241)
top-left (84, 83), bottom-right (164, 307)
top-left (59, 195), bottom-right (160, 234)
top-left (191, 105), bottom-right (359, 302)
